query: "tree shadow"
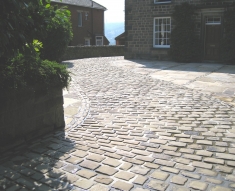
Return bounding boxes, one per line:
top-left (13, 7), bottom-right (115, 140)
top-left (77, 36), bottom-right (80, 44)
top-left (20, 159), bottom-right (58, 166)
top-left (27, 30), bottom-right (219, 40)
top-left (62, 61), bottom-right (74, 69)
top-left (0, 130), bottom-right (82, 190)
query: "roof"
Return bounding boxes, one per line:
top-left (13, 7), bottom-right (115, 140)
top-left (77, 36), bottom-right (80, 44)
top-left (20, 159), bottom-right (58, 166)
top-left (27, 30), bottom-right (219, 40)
top-left (51, 0), bottom-right (107, 10)
top-left (115, 32), bottom-right (125, 40)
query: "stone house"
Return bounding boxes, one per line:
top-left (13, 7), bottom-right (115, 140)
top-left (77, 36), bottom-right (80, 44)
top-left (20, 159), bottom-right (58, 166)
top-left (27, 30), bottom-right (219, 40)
top-left (51, 0), bottom-right (109, 46)
top-left (125, 0), bottom-right (235, 61)
top-left (115, 32), bottom-right (126, 45)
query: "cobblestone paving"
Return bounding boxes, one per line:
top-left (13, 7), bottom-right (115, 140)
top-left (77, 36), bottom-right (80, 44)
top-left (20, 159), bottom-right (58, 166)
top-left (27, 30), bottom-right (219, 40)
top-left (1, 57), bottom-right (235, 191)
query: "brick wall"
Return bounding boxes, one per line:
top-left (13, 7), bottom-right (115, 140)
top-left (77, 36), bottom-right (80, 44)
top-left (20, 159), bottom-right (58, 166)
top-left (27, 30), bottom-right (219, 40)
top-left (0, 88), bottom-right (65, 151)
top-left (62, 46), bottom-right (124, 60)
top-left (51, 3), bottom-right (107, 46)
top-left (125, 0), bottom-right (235, 60)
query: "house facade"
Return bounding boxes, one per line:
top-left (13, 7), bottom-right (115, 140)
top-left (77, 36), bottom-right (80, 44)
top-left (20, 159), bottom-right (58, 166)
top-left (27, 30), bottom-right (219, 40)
top-left (125, 0), bottom-right (235, 61)
top-left (51, 0), bottom-right (109, 46)
top-left (115, 32), bottom-right (126, 45)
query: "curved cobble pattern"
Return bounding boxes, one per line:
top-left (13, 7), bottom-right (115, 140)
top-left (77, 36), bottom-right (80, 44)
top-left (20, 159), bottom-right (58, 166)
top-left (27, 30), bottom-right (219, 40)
top-left (65, 57), bottom-right (235, 191)
top-left (1, 57), bottom-right (235, 191)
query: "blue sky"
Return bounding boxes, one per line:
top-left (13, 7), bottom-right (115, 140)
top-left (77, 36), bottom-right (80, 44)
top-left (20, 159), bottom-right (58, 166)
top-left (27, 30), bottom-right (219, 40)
top-left (94, 0), bottom-right (125, 23)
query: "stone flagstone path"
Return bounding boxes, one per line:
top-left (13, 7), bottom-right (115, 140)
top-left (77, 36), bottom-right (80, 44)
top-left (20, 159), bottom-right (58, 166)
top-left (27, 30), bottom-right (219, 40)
top-left (1, 57), bottom-right (235, 191)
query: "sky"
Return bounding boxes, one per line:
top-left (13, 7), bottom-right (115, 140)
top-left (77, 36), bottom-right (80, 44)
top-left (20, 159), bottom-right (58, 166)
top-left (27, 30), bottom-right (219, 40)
top-left (94, 0), bottom-right (125, 23)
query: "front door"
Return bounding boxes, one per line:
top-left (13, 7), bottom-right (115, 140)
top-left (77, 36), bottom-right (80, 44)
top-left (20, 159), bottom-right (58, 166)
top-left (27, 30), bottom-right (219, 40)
top-left (204, 17), bottom-right (221, 61)
top-left (205, 25), bottom-right (221, 60)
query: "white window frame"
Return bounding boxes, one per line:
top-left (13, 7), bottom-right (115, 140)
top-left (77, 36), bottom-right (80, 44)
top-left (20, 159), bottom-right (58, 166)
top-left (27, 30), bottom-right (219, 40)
top-left (85, 38), bottom-right (90, 46)
top-left (205, 16), bottom-right (221, 25)
top-left (96, 36), bottom-right (103, 46)
top-left (154, 0), bottom-right (171, 4)
top-left (153, 17), bottom-right (171, 48)
top-left (78, 12), bottom-right (82, 27)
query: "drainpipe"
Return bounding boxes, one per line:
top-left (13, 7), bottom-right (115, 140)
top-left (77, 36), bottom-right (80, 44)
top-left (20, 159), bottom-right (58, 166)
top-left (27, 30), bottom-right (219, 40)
top-left (91, 1), bottom-right (94, 45)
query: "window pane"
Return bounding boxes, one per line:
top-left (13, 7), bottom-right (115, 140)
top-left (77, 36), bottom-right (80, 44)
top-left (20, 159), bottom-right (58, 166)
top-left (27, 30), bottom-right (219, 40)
top-left (166, 18), bottom-right (170, 24)
top-left (155, 33), bottom-right (159, 39)
top-left (155, 25), bottom-right (159, 31)
top-left (154, 17), bottom-right (171, 47)
top-left (78, 12), bottom-right (82, 26)
top-left (166, 25), bottom-right (170, 32)
top-left (155, 39), bottom-right (159, 45)
top-left (155, 19), bottom-right (159, 25)
top-left (96, 37), bottom-right (103, 45)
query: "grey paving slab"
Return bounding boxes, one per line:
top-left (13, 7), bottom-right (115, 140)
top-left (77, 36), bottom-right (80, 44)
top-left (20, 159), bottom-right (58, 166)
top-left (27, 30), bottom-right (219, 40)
top-left (1, 57), bottom-right (235, 191)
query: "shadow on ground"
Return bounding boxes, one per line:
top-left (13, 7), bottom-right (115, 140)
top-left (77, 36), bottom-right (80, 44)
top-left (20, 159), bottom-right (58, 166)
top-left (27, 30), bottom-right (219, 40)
top-left (0, 130), bottom-right (79, 190)
top-left (62, 61), bottom-right (74, 69)
top-left (124, 59), bottom-right (235, 74)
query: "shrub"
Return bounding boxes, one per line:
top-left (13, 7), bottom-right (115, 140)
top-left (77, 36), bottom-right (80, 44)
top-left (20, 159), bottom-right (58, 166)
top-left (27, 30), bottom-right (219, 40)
top-left (0, 52), bottom-right (71, 92)
top-left (0, 0), bottom-right (52, 63)
top-left (221, 7), bottom-right (235, 63)
top-left (0, 0), bottom-right (72, 92)
top-left (39, 6), bottom-right (73, 62)
top-left (169, 3), bottom-right (201, 62)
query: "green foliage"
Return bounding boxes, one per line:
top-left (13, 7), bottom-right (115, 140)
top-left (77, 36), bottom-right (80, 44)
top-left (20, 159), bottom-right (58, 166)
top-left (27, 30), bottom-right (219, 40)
top-left (0, 0), bottom-right (72, 92)
top-left (221, 7), bottom-right (235, 63)
top-left (0, 0), bottom-right (52, 62)
top-left (39, 6), bottom-right (73, 62)
top-left (0, 52), bottom-right (71, 92)
top-left (169, 3), bottom-right (201, 63)
top-left (32, 40), bottom-right (43, 52)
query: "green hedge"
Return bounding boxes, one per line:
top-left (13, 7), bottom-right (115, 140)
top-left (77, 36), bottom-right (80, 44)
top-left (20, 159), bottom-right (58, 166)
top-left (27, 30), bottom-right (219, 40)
top-left (0, 53), bottom-right (71, 93)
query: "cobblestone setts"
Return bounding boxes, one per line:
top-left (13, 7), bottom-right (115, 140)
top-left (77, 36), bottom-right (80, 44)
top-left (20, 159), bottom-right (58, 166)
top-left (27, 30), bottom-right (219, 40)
top-left (1, 57), bottom-right (235, 191)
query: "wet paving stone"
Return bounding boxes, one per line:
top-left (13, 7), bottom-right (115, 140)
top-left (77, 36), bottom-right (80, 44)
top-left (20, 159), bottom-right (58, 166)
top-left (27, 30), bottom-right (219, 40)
top-left (150, 171), bottom-right (170, 181)
top-left (76, 169), bottom-right (96, 179)
top-left (147, 180), bottom-right (169, 191)
top-left (94, 175), bottom-right (113, 185)
top-left (112, 180), bottom-right (134, 191)
top-left (95, 165), bottom-right (118, 176)
top-left (79, 160), bottom-right (100, 170)
top-left (130, 166), bottom-right (151, 175)
top-left (62, 164), bottom-right (80, 174)
top-left (115, 171), bottom-right (135, 181)
top-left (34, 164), bottom-right (52, 174)
top-left (133, 175), bottom-right (148, 185)
top-left (73, 179), bottom-right (94, 190)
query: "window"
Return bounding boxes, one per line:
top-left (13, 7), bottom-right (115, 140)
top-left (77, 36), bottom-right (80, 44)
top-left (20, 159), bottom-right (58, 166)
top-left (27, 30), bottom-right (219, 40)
top-left (78, 12), bottom-right (82, 27)
top-left (206, 17), bottom-right (221, 25)
top-left (153, 17), bottom-right (171, 48)
top-left (96, 36), bottom-right (103, 46)
top-left (85, 12), bottom-right (88, 20)
top-left (154, 0), bottom-right (171, 4)
top-left (85, 38), bottom-right (90, 46)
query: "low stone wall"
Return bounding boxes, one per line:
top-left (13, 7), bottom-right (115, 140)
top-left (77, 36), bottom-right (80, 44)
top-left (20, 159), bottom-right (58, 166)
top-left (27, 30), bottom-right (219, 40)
top-left (0, 88), bottom-right (65, 151)
top-left (62, 45), bottom-right (125, 60)
top-left (124, 48), bottom-right (170, 60)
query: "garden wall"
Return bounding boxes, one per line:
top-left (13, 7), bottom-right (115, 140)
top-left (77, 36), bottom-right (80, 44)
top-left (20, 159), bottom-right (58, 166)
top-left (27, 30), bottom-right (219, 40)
top-left (62, 45), bottom-right (125, 60)
top-left (0, 88), bottom-right (65, 151)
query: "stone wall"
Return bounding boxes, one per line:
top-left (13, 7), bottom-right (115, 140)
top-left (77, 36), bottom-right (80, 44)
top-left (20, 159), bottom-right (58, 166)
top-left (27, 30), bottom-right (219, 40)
top-left (125, 0), bottom-right (235, 60)
top-left (62, 45), bottom-right (124, 60)
top-left (0, 88), bottom-right (65, 151)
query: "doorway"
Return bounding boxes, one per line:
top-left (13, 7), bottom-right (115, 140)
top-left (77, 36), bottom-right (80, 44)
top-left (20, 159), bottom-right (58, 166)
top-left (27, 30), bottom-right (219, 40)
top-left (204, 17), bottom-right (221, 61)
